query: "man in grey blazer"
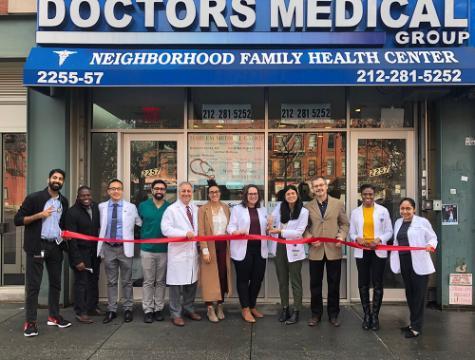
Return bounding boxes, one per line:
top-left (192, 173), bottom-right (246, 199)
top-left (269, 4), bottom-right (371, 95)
top-left (97, 179), bottom-right (142, 324)
top-left (304, 177), bottom-right (349, 327)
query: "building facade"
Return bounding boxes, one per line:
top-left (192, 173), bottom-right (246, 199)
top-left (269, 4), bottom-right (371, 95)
top-left (15, 0), bottom-right (475, 307)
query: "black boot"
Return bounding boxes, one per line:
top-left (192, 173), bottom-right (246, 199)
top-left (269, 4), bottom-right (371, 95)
top-left (371, 287), bottom-right (384, 331)
top-left (285, 310), bottom-right (299, 325)
top-left (359, 286), bottom-right (372, 330)
top-left (278, 306), bottom-right (290, 322)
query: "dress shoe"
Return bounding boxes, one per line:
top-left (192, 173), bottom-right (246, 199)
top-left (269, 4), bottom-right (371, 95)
top-left (103, 311), bottom-right (117, 324)
top-left (400, 325), bottom-right (411, 332)
top-left (404, 329), bottom-right (420, 338)
top-left (307, 316), bottom-right (321, 327)
top-left (285, 311), bottom-right (299, 325)
top-left (250, 308), bottom-right (264, 318)
top-left (143, 312), bottom-right (154, 324)
top-left (329, 317), bottom-right (341, 327)
top-left (278, 307), bottom-right (290, 323)
top-left (75, 314), bottom-right (94, 324)
top-left (171, 317), bottom-right (185, 327)
top-left (87, 308), bottom-right (104, 316)
top-left (184, 312), bottom-right (202, 321)
top-left (154, 311), bottom-right (164, 322)
top-left (216, 304), bottom-right (225, 320)
top-left (207, 306), bottom-right (219, 323)
top-left (241, 308), bottom-right (256, 323)
top-left (124, 310), bottom-right (133, 323)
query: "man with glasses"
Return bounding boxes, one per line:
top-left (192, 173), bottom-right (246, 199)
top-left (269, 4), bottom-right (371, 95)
top-left (139, 180), bottom-right (170, 323)
top-left (15, 169), bottom-right (70, 337)
top-left (97, 179), bottom-right (142, 324)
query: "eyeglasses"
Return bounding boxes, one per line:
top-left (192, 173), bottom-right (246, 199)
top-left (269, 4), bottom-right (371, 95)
top-left (209, 190), bottom-right (220, 194)
top-left (248, 193), bottom-right (259, 196)
top-left (153, 187), bottom-right (167, 192)
top-left (108, 187), bottom-right (123, 191)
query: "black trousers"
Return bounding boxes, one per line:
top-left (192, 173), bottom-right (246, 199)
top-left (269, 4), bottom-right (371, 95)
top-left (400, 253), bottom-right (429, 332)
top-left (309, 256), bottom-right (341, 318)
top-left (73, 247), bottom-right (101, 315)
top-left (233, 246), bottom-right (266, 308)
top-left (25, 240), bottom-right (63, 322)
top-left (356, 251), bottom-right (386, 291)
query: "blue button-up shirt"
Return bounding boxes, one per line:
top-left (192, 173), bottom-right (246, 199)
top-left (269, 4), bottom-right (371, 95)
top-left (41, 196), bottom-right (63, 241)
top-left (107, 200), bottom-right (123, 239)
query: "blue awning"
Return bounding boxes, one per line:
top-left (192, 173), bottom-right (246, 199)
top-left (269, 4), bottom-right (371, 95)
top-left (24, 47), bottom-right (475, 87)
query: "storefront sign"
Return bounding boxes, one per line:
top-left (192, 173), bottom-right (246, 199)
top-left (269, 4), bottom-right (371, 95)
top-left (188, 133), bottom-right (264, 186)
top-left (281, 104), bottom-right (331, 124)
top-left (23, 47), bottom-right (475, 86)
top-left (368, 166), bottom-right (390, 177)
top-left (202, 104), bottom-right (252, 124)
top-left (36, 0), bottom-right (471, 47)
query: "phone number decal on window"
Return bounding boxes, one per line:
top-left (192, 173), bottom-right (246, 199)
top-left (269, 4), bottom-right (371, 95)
top-left (356, 69), bottom-right (462, 84)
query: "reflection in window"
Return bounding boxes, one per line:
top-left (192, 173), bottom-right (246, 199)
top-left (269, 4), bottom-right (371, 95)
top-left (268, 133), bottom-right (346, 202)
top-left (350, 88), bottom-right (414, 128)
top-left (90, 133), bottom-right (117, 202)
top-left (93, 88), bottom-right (184, 129)
top-left (269, 87), bottom-right (346, 129)
top-left (189, 88), bottom-right (265, 129)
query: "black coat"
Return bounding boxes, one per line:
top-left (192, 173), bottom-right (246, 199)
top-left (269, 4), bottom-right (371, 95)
top-left (64, 202), bottom-right (100, 267)
top-left (14, 188), bottom-right (69, 254)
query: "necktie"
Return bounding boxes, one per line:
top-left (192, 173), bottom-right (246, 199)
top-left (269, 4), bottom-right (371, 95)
top-left (186, 205), bottom-right (194, 230)
top-left (110, 203), bottom-right (118, 240)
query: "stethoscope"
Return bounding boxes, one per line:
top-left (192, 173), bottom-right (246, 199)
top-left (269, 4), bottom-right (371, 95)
top-left (189, 158), bottom-right (215, 179)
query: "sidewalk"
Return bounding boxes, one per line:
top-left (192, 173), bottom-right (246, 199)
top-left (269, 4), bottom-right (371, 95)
top-left (0, 303), bottom-right (473, 359)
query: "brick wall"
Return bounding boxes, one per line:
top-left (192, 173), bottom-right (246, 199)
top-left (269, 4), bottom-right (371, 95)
top-left (0, 0), bottom-right (8, 15)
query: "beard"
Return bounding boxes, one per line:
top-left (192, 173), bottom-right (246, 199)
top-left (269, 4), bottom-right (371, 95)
top-left (48, 181), bottom-right (63, 191)
top-left (153, 192), bottom-right (164, 201)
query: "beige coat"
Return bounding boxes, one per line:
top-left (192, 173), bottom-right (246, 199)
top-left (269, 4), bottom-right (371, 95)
top-left (198, 202), bottom-right (233, 302)
top-left (304, 196), bottom-right (350, 261)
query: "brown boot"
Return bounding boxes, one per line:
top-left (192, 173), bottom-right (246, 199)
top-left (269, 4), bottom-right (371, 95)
top-left (242, 307), bottom-right (256, 323)
top-left (251, 308), bottom-right (264, 318)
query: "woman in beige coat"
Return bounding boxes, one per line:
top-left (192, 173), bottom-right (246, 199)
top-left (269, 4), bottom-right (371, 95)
top-left (198, 181), bottom-right (233, 323)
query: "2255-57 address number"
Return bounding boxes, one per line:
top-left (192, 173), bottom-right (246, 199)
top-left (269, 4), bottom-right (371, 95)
top-left (356, 69), bottom-right (462, 84)
top-left (37, 71), bottom-right (104, 85)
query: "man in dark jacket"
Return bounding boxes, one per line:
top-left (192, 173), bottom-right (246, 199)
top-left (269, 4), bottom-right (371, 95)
top-left (65, 186), bottom-right (101, 323)
top-left (14, 169), bottom-right (70, 337)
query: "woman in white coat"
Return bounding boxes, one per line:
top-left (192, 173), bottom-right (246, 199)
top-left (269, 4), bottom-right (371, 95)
top-left (227, 185), bottom-right (268, 323)
top-left (268, 185), bottom-right (309, 325)
top-left (349, 184), bottom-right (393, 331)
top-left (390, 197), bottom-right (437, 338)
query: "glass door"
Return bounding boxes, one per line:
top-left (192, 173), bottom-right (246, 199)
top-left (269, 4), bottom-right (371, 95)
top-left (1, 134), bottom-right (27, 285)
top-left (123, 134), bottom-right (184, 295)
top-left (349, 131), bottom-right (415, 301)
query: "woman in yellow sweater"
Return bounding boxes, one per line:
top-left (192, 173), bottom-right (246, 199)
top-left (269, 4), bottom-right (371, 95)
top-left (349, 184), bottom-right (393, 331)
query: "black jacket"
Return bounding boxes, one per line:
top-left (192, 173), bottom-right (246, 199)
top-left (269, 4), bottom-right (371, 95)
top-left (14, 188), bottom-right (69, 254)
top-left (64, 201), bottom-right (100, 266)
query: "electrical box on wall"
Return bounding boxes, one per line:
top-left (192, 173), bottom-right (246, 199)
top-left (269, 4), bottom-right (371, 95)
top-left (433, 200), bottom-right (443, 211)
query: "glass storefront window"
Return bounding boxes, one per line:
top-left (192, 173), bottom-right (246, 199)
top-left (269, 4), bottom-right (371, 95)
top-left (189, 88), bottom-right (265, 129)
top-left (269, 87), bottom-right (346, 129)
top-left (268, 132), bottom-right (346, 202)
top-left (90, 133), bottom-right (117, 202)
top-left (188, 133), bottom-right (265, 201)
top-left (92, 88), bottom-right (184, 129)
top-left (349, 87), bottom-right (414, 128)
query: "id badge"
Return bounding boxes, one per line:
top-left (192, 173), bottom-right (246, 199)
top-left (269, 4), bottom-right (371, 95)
top-left (33, 250), bottom-right (45, 259)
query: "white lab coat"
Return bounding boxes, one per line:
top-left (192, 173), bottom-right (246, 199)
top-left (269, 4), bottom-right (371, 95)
top-left (349, 203), bottom-right (393, 259)
top-left (97, 200), bottom-right (142, 258)
top-left (268, 203), bottom-right (308, 262)
top-left (227, 204), bottom-right (269, 261)
top-left (161, 200), bottom-right (199, 285)
top-left (390, 215), bottom-right (438, 275)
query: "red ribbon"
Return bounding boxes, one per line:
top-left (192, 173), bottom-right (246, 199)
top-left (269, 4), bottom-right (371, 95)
top-left (62, 231), bottom-right (433, 252)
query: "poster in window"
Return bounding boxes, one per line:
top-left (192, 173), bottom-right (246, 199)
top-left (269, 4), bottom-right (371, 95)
top-left (188, 134), bottom-right (264, 189)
